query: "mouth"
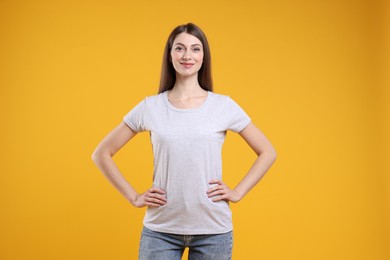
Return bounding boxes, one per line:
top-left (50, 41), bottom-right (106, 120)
top-left (180, 63), bottom-right (195, 68)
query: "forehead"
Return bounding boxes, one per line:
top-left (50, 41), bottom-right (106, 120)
top-left (172, 32), bottom-right (202, 46)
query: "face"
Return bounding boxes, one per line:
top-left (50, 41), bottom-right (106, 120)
top-left (170, 32), bottom-right (204, 78)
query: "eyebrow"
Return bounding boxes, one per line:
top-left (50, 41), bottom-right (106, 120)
top-left (174, 43), bottom-right (202, 47)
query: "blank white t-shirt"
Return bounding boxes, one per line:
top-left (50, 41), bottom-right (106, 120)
top-left (123, 90), bottom-right (251, 235)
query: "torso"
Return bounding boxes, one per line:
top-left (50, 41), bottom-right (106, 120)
top-left (123, 90), bottom-right (251, 234)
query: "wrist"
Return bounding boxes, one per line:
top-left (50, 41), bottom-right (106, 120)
top-left (232, 189), bottom-right (245, 202)
top-left (127, 192), bottom-right (140, 206)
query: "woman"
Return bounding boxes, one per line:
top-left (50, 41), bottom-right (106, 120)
top-left (92, 23), bottom-right (277, 260)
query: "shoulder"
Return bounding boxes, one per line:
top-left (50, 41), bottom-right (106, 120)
top-left (208, 91), bottom-right (230, 103)
top-left (143, 91), bottom-right (164, 100)
top-left (209, 91), bottom-right (238, 106)
top-left (124, 92), bottom-right (164, 114)
top-left (209, 91), bottom-right (248, 114)
top-left (138, 92), bottom-right (165, 106)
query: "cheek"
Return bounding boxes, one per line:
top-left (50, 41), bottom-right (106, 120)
top-left (195, 53), bottom-right (204, 62)
top-left (171, 53), bottom-right (183, 62)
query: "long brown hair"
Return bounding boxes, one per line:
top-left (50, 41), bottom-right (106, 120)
top-left (158, 23), bottom-right (213, 94)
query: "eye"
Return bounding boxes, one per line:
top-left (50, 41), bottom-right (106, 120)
top-left (193, 47), bottom-right (201, 52)
top-left (174, 46), bottom-right (184, 51)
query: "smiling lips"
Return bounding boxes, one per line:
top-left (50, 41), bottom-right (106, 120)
top-left (180, 63), bottom-right (194, 68)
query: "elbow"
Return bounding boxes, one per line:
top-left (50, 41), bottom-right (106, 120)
top-left (270, 149), bottom-right (277, 163)
top-left (258, 147), bottom-right (277, 163)
top-left (91, 149), bottom-right (100, 164)
top-left (92, 146), bottom-right (113, 164)
top-left (268, 145), bottom-right (277, 161)
top-left (91, 148), bottom-right (106, 164)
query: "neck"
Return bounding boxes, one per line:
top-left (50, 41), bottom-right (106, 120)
top-left (172, 74), bottom-right (205, 97)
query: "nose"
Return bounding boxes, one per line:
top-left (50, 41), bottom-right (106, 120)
top-left (182, 50), bottom-right (190, 60)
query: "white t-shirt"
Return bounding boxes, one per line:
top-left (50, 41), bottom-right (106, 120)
top-left (123, 90), bottom-right (251, 235)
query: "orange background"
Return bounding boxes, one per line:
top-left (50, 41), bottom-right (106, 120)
top-left (1, 0), bottom-right (389, 259)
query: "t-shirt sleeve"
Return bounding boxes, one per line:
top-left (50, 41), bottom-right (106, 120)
top-left (123, 98), bottom-right (147, 132)
top-left (225, 96), bottom-right (251, 132)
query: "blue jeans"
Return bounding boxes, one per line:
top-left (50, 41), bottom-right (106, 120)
top-left (138, 226), bottom-right (233, 260)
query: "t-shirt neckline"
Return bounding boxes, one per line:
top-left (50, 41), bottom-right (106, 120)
top-left (163, 90), bottom-right (211, 113)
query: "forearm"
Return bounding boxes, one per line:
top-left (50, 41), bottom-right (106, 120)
top-left (92, 152), bottom-right (138, 205)
top-left (233, 150), bottom-right (277, 200)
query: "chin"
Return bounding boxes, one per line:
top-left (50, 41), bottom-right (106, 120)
top-left (176, 70), bottom-right (200, 78)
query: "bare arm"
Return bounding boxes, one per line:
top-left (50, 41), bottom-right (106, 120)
top-left (207, 122), bottom-right (277, 202)
top-left (92, 122), bottom-right (166, 207)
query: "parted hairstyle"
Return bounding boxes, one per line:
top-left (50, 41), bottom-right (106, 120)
top-left (158, 23), bottom-right (213, 94)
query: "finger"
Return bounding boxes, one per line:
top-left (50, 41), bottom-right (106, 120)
top-left (149, 187), bottom-right (166, 194)
top-left (146, 202), bottom-right (163, 208)
top-left (146, 195), bottom-right (166, 203)
top-left (208, 179), bottom-right (222, 185)
top-left (207, 188), bottom-right (227, 198)
top-left (148, 193), bottom-right (167, 202)
top-left (213, 192), bottom-right (231, 202)
top-left (207, 184), bottom-right (225, 194)
top-left (206, 185), bottom-right (218, 194)
top-left (212, 195), bottom-right (227, 202)
top-left (146, 197), bottom-right (166, 205)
